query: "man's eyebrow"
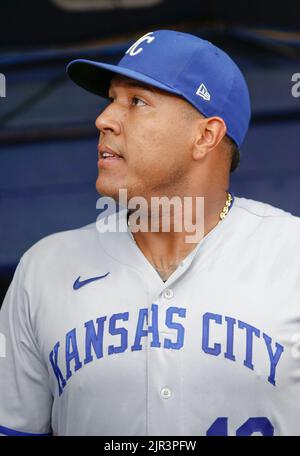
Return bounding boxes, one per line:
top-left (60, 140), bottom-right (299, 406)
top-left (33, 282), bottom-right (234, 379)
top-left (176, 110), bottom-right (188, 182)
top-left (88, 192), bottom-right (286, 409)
top-left (125, 81), bottom-right (155, 92)
top-left (110, 79), bottom-right (156, 93)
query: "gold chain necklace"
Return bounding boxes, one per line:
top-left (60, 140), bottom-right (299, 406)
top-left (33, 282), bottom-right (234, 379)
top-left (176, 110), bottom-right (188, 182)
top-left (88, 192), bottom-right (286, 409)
top-left (219, 191), bottom-right (233, 221)
top-left (128, 191), bottom-right (233, 236)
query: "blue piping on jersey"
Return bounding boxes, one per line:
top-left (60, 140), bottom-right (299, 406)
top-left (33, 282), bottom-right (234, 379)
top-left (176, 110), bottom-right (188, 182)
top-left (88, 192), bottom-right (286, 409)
top-left (0, 425), bottom-right (52, 436)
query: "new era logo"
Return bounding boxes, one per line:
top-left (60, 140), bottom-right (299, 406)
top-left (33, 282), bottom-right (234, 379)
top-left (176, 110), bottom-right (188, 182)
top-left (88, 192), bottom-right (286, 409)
top-left (196, 83), bottom-right (210, 101)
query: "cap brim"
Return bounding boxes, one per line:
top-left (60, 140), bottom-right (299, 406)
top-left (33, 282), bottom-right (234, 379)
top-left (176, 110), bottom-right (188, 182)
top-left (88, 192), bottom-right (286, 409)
top-left (66, 59), bottom-right (182, 98)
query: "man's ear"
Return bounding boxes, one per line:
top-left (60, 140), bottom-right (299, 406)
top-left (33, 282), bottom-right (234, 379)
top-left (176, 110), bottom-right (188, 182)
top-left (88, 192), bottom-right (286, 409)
top-left (193, 116), bottom-right (227, 160)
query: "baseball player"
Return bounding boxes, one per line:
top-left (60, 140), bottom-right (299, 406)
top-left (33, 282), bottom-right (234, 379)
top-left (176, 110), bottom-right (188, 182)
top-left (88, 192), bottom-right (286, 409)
top-left (1, 29), bottom-right (300, 436)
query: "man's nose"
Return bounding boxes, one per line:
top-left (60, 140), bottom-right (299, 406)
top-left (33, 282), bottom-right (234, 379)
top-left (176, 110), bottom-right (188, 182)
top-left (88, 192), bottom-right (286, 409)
top-left (95, 103), bottom-right (122, 135)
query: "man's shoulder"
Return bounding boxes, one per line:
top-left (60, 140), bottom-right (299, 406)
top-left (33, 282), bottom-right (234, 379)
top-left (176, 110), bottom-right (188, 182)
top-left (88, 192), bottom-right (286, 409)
top-left (20, 209), bottom-right (130, 273)
top-left (234, 196), bottom-right (298, 220)
top-left (234, 195), bottom-right (300, 242)
top-left (234, 196), bottom-right (300, 227)
top-left (21, 221), bottom-right (100, 267)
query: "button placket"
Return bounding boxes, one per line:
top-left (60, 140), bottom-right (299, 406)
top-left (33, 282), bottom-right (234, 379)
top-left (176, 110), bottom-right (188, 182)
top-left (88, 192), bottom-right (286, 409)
top-left (160, 387), bottom-right (172, 399)
top-left (163, 288), bottom-right (174, 299)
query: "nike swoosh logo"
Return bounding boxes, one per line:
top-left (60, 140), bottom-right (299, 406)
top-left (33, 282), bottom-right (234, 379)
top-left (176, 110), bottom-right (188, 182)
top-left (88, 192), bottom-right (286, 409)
top-left (73, 272), bottom-right (110, 290)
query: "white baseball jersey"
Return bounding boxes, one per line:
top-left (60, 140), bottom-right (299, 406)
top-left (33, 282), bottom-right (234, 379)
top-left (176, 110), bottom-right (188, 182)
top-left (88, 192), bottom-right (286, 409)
top-left (1, 195), bottom-right (300, 436)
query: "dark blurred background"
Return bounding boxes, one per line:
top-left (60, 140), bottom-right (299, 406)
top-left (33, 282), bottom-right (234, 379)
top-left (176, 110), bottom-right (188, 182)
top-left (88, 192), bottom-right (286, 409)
top-left (1, 0), bottom-right (300, 303)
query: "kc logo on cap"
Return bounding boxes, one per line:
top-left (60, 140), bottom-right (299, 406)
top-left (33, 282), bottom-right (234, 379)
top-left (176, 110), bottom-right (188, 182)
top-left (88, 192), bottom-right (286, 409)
top-left (125, 32), bottom-right (155, 57)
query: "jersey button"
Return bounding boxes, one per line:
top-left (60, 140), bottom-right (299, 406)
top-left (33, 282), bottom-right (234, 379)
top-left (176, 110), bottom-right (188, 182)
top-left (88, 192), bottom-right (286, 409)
top-left (160, 387), bottom-right (171, 399)
top-left (164, 288), bottom-right (174, 299)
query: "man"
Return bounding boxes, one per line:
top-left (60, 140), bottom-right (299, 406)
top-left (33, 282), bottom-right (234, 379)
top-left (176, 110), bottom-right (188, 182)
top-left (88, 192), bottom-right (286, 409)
top-left (0, 29), bottom-right (300, 436)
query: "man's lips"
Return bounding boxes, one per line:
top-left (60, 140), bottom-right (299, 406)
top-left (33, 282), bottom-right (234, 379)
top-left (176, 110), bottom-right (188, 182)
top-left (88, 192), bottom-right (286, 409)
top-left (97, 144), bottom-right (123, 158)
top-left (97, 144), bottom-right (124, 168)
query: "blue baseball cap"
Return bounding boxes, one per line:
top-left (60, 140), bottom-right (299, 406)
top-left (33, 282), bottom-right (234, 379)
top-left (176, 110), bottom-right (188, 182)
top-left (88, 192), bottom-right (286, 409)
top-left (67, 29), bottom-right (251, 147)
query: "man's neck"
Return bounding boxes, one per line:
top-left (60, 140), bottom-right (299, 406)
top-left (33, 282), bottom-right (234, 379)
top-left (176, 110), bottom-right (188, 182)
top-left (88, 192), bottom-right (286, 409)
top-left (128, 189), bottom-right (229, 281)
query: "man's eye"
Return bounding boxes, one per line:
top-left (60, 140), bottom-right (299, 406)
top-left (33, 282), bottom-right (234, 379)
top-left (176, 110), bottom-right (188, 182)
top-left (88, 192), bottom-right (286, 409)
top-left (132, 96), bottom-right (146, 106)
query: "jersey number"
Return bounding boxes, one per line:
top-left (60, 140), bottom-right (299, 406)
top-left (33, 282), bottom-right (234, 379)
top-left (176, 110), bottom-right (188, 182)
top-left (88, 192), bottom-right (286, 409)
top-left (206, 417), bottom-right (274, 436)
